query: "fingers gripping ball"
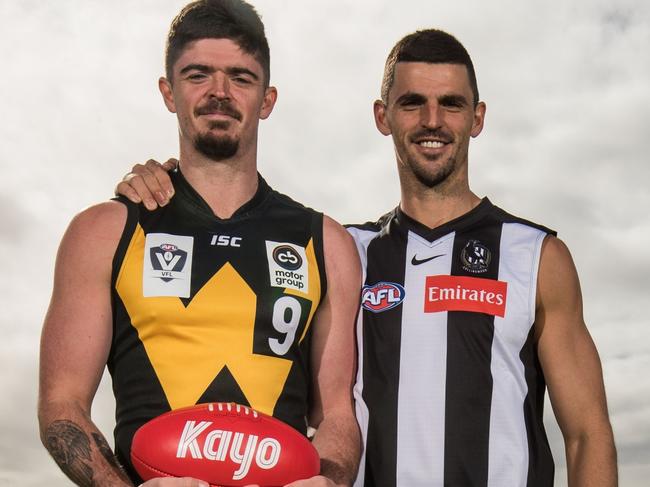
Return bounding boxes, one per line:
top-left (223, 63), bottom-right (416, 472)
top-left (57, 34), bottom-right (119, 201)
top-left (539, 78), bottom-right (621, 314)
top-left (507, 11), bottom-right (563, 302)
top-left (131, 403), bottom-right (320, 486)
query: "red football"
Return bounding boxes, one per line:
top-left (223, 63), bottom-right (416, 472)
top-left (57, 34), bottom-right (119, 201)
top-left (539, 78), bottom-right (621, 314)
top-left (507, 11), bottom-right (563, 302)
top-left (131, 403), bottom-right (320, 486)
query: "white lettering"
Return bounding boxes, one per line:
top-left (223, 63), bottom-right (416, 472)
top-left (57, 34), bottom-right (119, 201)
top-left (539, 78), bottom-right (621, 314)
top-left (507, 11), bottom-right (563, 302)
top-left (210, 235), bottom-right (242, 247)
top-left (176, 421), bottom-right (213, 459)
top-left (230, 432), bottom-right (258, 480)
top-left (256, 438), bottom-right (281, 469)
top-left (175, 421), bottom-right (283, 481)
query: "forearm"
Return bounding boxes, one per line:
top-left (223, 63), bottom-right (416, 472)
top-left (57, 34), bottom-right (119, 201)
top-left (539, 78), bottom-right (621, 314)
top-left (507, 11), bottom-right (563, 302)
top-left (311, 411), bottom-right (361, 486)
top-left (39, 400), bottom-right (132, 487)
top-left (566, 430), bottom-right (617, 487)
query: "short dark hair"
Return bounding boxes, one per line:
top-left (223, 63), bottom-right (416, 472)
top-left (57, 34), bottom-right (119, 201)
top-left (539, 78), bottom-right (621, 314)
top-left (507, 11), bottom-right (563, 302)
top-left (165, 0), bottom-right (270, 86)
top-left (381, 29), bottom-right (479, 105)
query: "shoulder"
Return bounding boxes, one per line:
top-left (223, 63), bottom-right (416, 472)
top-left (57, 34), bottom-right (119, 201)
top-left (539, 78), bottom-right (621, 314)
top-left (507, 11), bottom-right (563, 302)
top-left (487, 200), bottom-right (556, 235)
top-left (537, 235), bottom-right (581, 311)
top-left (59, 200), bottom-right (128, 261)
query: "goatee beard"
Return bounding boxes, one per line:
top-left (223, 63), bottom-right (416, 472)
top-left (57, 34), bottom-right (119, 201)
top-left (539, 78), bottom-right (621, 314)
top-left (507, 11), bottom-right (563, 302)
top-left (193, 130), bottom-right (239, 161)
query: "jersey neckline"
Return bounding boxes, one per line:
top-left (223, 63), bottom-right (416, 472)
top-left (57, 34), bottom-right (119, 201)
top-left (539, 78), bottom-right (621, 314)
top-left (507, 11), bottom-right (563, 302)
top-left (171, 168), bottom-right (272, 223)
top-left (395, 197), bottom-right (494, 242)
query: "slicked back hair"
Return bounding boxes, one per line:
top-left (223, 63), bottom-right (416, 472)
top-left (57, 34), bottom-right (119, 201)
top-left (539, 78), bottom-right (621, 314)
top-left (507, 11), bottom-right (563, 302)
top-left (381, 29), bottom-right (479, 106)
top-left (165, 0), bottom-right (270, 86)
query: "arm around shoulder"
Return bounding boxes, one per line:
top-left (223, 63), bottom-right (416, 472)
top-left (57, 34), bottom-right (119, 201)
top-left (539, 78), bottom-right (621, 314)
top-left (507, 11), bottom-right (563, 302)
top-left (304, 215), bottom-right (362, 487)
top-left (39, 201), bottom-right (133, 486)
top-left (535, 236), bottom-right (617, 487)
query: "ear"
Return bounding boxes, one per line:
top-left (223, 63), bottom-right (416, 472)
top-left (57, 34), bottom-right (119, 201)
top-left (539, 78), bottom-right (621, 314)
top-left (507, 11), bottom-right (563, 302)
top-left (470, 101), bottom-right (486, 138)
top-left (259, 86), bottom-right (278, 120)
top-left (158, 77), bottom-right (177, 114)
top-left (373, 99), bottom-right (392, 136)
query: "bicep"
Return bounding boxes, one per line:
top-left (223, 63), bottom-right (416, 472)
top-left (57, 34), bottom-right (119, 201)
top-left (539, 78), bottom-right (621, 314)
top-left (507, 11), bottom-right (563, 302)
top-left (536, 236), bottom-right (610, 439)
top-left (39, 203), bottom-right (125, 413)
top-left (309, 216), bottom-right (361, 424)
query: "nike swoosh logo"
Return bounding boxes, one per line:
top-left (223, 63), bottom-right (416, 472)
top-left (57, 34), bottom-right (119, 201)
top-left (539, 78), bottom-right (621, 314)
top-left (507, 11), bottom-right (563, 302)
top-left (411, 254), bottom-right (445, 266)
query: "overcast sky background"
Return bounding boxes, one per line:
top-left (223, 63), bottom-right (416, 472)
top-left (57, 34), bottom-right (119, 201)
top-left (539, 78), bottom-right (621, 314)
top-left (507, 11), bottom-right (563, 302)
top-left (1, 0), bottom-right (649, 485)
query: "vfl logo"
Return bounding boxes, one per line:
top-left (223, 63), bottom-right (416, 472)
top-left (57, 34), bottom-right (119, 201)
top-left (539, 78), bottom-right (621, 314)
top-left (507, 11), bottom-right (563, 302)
top-left (272, 246), bottom-right (302, 271)
top-left (143, 233), bottom-right (194, 298)
top-left (151, 243), bottom-right (188, 282)
top-left (176, 420), bottom-right (281, 481)
top-left (461, 240), bottom-right (491, 274)
top-left (361, 282), bottom-right (406, 313)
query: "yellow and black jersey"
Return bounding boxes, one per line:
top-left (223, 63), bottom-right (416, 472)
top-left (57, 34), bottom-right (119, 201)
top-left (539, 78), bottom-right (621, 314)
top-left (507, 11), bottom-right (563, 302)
top-left (108, 170), bottom-right (326, 480)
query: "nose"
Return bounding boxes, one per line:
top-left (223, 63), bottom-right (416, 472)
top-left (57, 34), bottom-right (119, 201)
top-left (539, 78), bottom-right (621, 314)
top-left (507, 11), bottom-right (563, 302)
top-left (420, 102), bottom-right (442, 129)
top-left (208, 71), bottom-right (230, 100)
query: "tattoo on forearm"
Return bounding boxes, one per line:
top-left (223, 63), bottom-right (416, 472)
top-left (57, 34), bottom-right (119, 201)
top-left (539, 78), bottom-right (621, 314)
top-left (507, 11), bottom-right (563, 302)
top-left (92, 432), bottom-right (128, 478)
top-left (45, 420), bottom-right (95, 486)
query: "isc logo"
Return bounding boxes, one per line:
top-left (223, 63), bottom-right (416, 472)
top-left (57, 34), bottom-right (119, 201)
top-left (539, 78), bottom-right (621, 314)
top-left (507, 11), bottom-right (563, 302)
top-left (210, 235), bottom-right (242, 247)
top-left (361, 282), bottom-right (406, 313)
top-left (176, 421), bottom-right (281, 481)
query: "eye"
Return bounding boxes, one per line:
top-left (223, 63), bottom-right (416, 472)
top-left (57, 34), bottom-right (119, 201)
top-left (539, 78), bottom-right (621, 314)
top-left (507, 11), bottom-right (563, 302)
top-left (186, 72), bottom-right (208, 82)
top-left (231, 75), bottom-right (253, 85)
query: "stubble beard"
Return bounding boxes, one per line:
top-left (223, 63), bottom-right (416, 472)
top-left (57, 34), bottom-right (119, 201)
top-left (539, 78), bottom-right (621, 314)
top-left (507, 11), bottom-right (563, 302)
top-left (409, 152), bottom-right (456, 189)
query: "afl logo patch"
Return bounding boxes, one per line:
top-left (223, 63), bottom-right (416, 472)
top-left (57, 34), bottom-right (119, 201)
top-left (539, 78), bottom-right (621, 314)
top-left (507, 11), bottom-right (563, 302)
top-left (272, 245), bottom-right (303, 271)
top-left (461, 240), bottom-right (491, 274)
top-left (361, 282), bottom-right (406, 313)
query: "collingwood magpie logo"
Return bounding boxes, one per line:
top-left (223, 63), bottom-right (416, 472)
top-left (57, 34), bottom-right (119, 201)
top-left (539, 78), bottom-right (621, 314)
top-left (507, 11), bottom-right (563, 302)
top-left (461, 240), bottom-right (491, 274)
top-left (151, 243), bottom-right (188, 282)
top-left (143, 233), bottom-right (194, 298)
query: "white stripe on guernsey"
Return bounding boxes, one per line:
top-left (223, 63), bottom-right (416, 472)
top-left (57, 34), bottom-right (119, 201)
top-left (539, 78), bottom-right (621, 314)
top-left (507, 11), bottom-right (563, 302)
top-left (396, 231), bottom-right (455, 486)
top-left (347, 227), bottom-right (379, 487)
top-left (487, 223), bottom-right (546, 486)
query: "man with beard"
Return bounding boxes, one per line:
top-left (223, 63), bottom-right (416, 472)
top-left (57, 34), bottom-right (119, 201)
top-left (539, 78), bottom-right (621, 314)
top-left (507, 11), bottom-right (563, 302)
top-left (117, 29), bottom-right (617, 487)
top-left (38, 1), bottom-right (360, 486)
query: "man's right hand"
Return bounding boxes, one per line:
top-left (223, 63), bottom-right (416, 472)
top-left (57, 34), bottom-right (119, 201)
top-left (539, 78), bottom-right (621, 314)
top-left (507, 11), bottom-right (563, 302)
top-left (116, 158), bottom-right (178, 210)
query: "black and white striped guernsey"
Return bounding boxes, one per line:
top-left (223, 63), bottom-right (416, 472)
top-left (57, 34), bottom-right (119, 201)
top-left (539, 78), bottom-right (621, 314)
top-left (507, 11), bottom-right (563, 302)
top-left (347, 198), bottom-right (556, 487)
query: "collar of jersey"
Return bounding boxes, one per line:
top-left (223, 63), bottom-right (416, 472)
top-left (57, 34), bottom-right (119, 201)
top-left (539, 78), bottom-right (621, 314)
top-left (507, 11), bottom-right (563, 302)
top-left (395, 197), bottom-right (494, 242)
top-left (170, 168), bottom-right (272, 223)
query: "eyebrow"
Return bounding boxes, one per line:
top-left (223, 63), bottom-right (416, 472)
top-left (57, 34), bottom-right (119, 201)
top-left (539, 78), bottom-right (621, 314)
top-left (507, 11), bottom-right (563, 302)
top-left (439, 94), bottom-right (469, 107)
top-left (395, 92), bottom-right (427, 105)
top-left (179, 63), bottom-right (259, 81)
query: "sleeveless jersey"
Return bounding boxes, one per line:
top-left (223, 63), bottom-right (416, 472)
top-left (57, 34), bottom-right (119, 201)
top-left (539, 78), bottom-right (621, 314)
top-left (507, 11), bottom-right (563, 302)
top-left (347, 199), bottom-right (556, 487)
top-left (108, 170), bottom-right (326, 482)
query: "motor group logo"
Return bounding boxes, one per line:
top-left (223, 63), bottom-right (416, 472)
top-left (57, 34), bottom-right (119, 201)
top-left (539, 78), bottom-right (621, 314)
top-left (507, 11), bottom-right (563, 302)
top-left (151, 243), bottom-right (188, 282)
top-left (461, 240), bottom-right (491, 274)
top-left (361, 282), bottom-right (406, 313)
top-left (272, 246), bottom-right (302, 271)
top-left (265, 241), bottom-right (309, 293)
top-left (143, 233), bottom-right (194, 298)
top-left (424, 275), bottom-right (507, 317)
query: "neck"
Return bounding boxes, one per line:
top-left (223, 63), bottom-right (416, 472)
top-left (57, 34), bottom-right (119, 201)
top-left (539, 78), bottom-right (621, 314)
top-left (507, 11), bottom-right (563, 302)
top-left (178, 143), bottom-right (259, 219)
top-left (399, 174), bottom-right (481, 229)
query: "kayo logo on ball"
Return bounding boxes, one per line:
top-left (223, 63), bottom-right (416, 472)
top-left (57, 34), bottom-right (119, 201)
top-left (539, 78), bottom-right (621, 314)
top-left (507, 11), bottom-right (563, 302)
top-left (361, 282), bottom-right (406, 313)
top-left (176, 420), bottom-right (281, 481)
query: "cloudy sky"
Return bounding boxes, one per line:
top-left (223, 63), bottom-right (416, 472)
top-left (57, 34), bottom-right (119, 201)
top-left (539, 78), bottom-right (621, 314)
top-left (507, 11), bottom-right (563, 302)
top-left (1, 0), bottom-right (648, 485)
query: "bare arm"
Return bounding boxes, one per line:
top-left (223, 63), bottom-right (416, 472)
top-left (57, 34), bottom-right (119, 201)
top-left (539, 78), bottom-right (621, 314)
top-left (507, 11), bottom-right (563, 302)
top-left (291, 216), bottom-right (361, 487)
top-left (38, 201), bottom-right (133, 486)
top-left (39, 202), bottom-right (209, 487)
top-left (536, 236), bottom-right (617, 487)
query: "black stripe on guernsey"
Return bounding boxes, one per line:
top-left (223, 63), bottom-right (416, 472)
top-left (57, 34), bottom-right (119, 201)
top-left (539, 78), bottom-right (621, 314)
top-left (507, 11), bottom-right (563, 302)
top-left (443, 220), bottom-right (503, 486)
top-left (362, 221), bottom-right (408, 487)
top-left (521, 327), bottom-right (555, 486)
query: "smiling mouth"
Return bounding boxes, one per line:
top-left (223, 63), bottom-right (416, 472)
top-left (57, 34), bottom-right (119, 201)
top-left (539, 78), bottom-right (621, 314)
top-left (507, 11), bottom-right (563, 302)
top-left (418, 140), bottom-right (446, 148)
